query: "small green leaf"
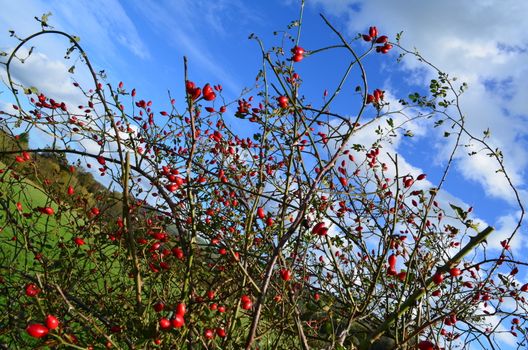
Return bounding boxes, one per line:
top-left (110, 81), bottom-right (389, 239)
top-left (23, 86), bottom-right (39, 95)
top-left (395, 31), bottom-right (404, 43)
top-left (449, 204), bottom-right (467, 220)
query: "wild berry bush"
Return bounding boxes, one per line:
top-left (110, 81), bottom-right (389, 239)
top-left (0, 6), bottom-right (526, 350)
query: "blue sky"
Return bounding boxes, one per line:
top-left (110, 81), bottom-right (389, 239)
top-left (1, 1), bottom-right (527, 348)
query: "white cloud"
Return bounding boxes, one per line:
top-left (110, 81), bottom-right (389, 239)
top-left (0, 0), bottom-right (150, 81)
top-left (47, 0), bottom-right (150, 60)
top-left (487, 211), bottom-right (527, 254)
top-left (2, 50), bottom-right (86, 105)
top-left (310, 0), bottom-right (528, 206)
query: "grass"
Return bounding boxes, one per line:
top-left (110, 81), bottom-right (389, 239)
top-left (0, 159), bottom-right (128, 348)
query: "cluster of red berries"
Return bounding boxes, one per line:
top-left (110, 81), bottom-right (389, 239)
top-left (291, 45), bottom-right (305, 62)
top-left (362, 26), bottom-right (393, 54)
top-left (159, 302), bottom-right (186, 330)
top-left (312, 222), bottom-right (329, 236)
top-left (185, 81), bottom-right (219, 101)
top-left (14, 151), bottom-right (31, 163)
top-left (26, 315), bottom-right (60, 338)
top-left (366, 88), bottom-right (385, 105)
top-left (241, 294), bottom-right (253, 310)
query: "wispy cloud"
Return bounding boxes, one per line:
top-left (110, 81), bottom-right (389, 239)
top-left (0, 0), bottom-right (151, 75)
top-left (131, 0), bottom-right (262, 96)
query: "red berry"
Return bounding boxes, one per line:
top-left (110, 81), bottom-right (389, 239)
top-left (241, 295), bottom-right (253, 310)
top-left (432, 272), bottom-right (444, 285)
top-left (417, 340), bottom-right (435, 350)
top-left (375, 35), bottom-right (388, 44)
top-left (362, 34), bottom-right (372, 42)
top-left (397, 271), bottom-right (407, 281)
top-left (97, 156), bottom-right (106, 166)
top-left (312, 222), bottom-right (328, 236)
top-left (159, 318), bottom-right (171, 330)
top-left (172, 247), bottom-right (184, 260)
top-left (191, 87), bottom-right (202, 100)
top-left (216, 328), bottom-right (226, 337)
top-left (449, 267), bottom-right (462, 277)
top-left (369, 26), bottom-right (378, 38)
top-left (67, 185), bottom-right (75, 195)
top-left (380, 43), bottom-right (393, 54)
top-left (203, 84), bottom-right (216, 101)
top-left (42, 207), bottom-right (54, 215)
top-left (26, 324), bottom-right (49, 338)
top-left (277, 96), bottom-right (289, 109)
top-left (291, 46), bottom-right (305, 62)
top-left (292, 54), bottom-right (304, 62)
top-left (257, 207), bottom-right (266, 219)
top-left (185, 80), bottom-right (196, 93)
top-left (166, 183), bottom-right (179, 192)
top-left (388, 254), bottom-right (397, 269)
top-left (171, 314), bottom-right (185, 328)
top-left (291, 46), bottom-right (305, 56)
top-left (45, 315), bottom-right (59, 330)
top-left (91, 207), bottom-right (100, 216)
top-left (175, 303), bottom-right (186, 316)
top-left (25, 283), bottom-right (40, 297)
top-left (153, 302), bottom-right (165, 312)
top-left (204, 328), bottom-right (214, 339)
top-left (280, 269), bottom-right (292, 281)
top-left (373, 89), bottom-right (384, 102)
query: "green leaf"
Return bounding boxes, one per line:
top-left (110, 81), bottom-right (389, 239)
top-left (26, 86), bottom-right (39, 94)
top-left (68, 65), bottom-right (75, 74)
top-left (449, 204), bottom-right (467, 220)
top-left (498, 273), bottom-right (510, 286)
top-left (395, 31), bottom-right (404, 43)
top-left (41, 12), bottom-right (52, 24)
